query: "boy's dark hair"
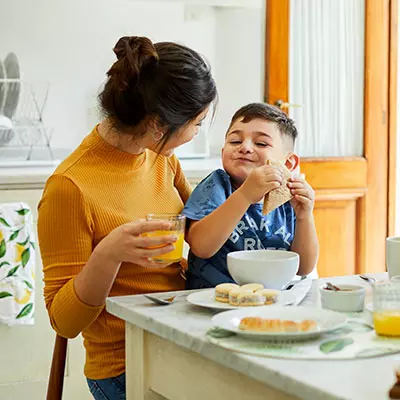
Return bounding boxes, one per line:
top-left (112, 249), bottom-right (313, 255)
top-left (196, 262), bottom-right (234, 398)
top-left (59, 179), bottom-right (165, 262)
top-left (228, 102), bottom-right (298, 146)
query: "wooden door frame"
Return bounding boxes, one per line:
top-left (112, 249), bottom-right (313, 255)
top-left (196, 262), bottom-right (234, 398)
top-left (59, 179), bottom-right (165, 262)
top-left (265, 0), bottom-right (397, 274)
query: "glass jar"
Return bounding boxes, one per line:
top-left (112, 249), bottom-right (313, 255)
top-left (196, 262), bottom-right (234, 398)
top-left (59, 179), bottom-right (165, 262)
top-left (372, 281), bottom-right (400, 337)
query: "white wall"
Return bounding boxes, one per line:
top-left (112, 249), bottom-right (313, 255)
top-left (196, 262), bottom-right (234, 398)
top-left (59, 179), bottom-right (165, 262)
top-left (208, 6), bottom-right (264, 154)
top-left (0, 0), bottom-right (264, 155)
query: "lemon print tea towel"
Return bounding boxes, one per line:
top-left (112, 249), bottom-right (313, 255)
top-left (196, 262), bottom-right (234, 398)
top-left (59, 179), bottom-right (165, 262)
top-left (0, 203), bottom-right (35, 325)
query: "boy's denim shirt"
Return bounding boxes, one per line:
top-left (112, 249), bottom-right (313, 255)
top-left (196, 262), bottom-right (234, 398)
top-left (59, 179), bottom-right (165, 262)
top-left (182, 169), bottom-right (296, 289)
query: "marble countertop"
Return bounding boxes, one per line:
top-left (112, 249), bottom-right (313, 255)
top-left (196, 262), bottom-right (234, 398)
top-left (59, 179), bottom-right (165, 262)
top-left (0, 154), bottom-right (222, 189)
top-left (106, 274), bottom-right (399, 400)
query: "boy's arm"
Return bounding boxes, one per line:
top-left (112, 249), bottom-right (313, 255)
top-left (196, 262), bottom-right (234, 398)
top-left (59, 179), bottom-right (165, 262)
top-left (186, 165), bottom-right (283, 259)
top-left (290, 216), bottom-right (319, 275)
top-left (287, 176), bottom-right (319, 275)
top-left (187, 190), bottom-right (251, 258)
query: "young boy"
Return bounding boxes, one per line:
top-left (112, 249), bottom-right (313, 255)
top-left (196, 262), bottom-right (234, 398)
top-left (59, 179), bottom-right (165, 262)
top-left (182, 103), bottom-right (319, 289)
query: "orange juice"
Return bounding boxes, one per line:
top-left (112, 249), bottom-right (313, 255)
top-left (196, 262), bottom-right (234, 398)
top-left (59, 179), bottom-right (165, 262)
top-left (145, 230), bottom-right (185, 263)
top-left (373, 311), bottom-right (400, 337)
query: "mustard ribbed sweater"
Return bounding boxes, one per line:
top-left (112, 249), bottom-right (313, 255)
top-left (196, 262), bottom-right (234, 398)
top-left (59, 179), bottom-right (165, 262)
top-left (37, 127), bottom-right (191, 379)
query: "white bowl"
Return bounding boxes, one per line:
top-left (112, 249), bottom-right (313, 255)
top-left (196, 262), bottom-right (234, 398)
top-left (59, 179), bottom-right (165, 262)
top-left (320, 284), bottom-right (366, 312)
top-left (227, 250), bottom-right (299, 290)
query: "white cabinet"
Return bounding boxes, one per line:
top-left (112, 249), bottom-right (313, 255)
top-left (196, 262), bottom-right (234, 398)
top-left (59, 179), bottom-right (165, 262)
top-left (0, 189), bottom-right (90, 400)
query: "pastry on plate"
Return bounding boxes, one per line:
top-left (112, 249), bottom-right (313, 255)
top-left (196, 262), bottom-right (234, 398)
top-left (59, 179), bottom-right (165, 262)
top-left (229, 288), bottom-right (265, 307)
top-left (256, 289), bottom-right (279, 305)
top-left (239, 317), bottom-right (318, 333)
top-left (215, 283), bottom-right (239, 303)
top-left (240, 283), bottom-right (264, 292)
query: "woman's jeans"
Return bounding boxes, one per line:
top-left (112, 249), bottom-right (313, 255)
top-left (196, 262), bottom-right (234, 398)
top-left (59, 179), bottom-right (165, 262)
top-left (87, 373), bottom-right (126, 400)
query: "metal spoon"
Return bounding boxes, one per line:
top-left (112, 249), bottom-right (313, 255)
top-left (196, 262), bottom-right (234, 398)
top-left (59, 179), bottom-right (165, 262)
top-left (283, 275), bottom-right (307, 290)
top-left (144, 294), bottom-right (179, 305)
top-left (325, 282), bottom-right (341, 291)
top-left (359, 275), bottom-right (376, 285)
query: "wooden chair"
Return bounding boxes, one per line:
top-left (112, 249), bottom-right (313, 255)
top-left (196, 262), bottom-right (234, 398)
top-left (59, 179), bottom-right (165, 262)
top-left (46, 335), bottom-right (68, 400)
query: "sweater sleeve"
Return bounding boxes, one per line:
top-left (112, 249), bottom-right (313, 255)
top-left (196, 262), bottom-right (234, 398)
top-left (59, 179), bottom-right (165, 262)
top-left (37, 174), bottom-right (104, 338)
top-left (169, 155), bottom-right (192, 204)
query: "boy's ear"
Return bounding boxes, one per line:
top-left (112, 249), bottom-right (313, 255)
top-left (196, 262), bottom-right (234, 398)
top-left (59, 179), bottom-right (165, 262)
top-left (285, 153), bottom-right (300, 172)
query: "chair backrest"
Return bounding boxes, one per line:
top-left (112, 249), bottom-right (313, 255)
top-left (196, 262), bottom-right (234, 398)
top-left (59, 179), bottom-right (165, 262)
top-left (46, 335), bottom-right (68, 400)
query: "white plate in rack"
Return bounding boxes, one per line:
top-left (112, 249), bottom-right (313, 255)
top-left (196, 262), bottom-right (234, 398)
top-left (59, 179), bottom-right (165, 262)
top-left (187, 288), bottom-right (296, 310)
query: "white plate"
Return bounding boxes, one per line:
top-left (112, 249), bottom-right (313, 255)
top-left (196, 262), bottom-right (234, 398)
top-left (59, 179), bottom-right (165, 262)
top-left (212, 306), bottom-right (348, 340)
top-left (187, 288), bottom-right (296, 310)
top-left (3, 52), bottom-right (20, 119)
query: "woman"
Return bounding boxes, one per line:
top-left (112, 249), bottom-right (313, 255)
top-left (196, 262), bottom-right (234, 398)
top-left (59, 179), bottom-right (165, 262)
top-left (38, 36), bottom-right (217, 399)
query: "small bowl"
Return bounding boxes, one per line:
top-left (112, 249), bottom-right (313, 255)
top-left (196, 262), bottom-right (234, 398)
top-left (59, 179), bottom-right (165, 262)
top-left (227, 250), bottom-right (299, 290)
top-left (320, 284), bottom-right (366, 312)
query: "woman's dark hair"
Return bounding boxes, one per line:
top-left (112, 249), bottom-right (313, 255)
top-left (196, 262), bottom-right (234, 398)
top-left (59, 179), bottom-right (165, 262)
top-left (99, 36), bottom-right (217, 148)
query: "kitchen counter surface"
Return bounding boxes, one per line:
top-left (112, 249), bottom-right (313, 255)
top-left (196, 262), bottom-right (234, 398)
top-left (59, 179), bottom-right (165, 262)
top-left (0, 155), bottom-right (222, 189)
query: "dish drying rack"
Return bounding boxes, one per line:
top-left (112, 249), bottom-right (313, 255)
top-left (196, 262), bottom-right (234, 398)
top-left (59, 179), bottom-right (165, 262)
top-left (0, 79), bottom-right (54, 161)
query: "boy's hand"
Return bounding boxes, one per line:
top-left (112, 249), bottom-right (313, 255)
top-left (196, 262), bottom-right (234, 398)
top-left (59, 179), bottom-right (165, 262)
top-left (238, 165), bottom-right (283, 204)
top-left (287, 176), bottom-right (315, 220)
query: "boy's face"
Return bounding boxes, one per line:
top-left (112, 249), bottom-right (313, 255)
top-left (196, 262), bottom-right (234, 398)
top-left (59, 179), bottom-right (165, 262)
top-left (222, 117), bottom-right (293, 186)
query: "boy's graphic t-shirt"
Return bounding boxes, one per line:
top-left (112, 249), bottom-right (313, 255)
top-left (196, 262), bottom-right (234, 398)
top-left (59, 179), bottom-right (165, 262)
top-left (182, 169), bottom-right (296, 289)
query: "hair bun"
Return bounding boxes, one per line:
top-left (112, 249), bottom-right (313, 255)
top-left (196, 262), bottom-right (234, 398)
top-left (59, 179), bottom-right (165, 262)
top-left (113, 36), bottom-right (158, 66)
top-left (108, 36), bottom-right (159, 92)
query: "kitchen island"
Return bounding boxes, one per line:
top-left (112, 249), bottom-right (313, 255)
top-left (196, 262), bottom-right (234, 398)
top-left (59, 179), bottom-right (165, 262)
top-left (106, 274), bottom-right (399, 400)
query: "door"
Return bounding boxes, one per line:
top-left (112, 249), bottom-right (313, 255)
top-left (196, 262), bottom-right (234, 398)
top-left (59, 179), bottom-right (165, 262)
top-left (265, 0), bottom-right (398, 277)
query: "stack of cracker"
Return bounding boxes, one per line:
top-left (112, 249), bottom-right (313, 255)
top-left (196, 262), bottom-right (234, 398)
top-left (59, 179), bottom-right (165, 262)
top-left (262, 159), bottom-right (293, 215)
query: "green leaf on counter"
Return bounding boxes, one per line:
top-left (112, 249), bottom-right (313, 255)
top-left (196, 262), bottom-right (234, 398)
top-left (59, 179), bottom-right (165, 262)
top-left (347, 321), bottom-right (373, 333)
top-left (0, 261), bottom-right (10, 268)
top-left (17, 237), bottom-right (30, 246)
top-left (207, 327), bottom-right (236, 339)
top-left (16, 209), bottom-right (30, 216)
top-left (0, 218), bottom-right (11, 228)
top-left (6, 265), bottom-right (19, 278)
top-left (21, 248), bottom-right (30, 268)
top-left (16, 303), bottom-right (33, 319)
top-left (0, 240), bottom-right (6, 258)
top-left (8, 230), bottom-right (20, 241)
top-left (320, 338), bottom-right (354, 354)
top-left (356, 347), bottom-right (398, 358)
top-left (23, 280), bottom-right (33, 289)
top-left (0, 292), bottom-right (12, 299)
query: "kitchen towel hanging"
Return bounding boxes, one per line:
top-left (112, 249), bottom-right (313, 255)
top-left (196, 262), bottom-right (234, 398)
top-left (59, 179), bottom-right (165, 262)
top-left (0, 202), bottom-right (35, 325)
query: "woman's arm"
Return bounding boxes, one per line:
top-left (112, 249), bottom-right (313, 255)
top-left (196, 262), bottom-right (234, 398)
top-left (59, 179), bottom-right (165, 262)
top-left (39, 176), bottom-right (178, 338)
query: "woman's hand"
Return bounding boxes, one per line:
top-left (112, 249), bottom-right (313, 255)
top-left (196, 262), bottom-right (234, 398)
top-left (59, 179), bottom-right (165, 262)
top-left (95, 219), bottom-right (178, 268)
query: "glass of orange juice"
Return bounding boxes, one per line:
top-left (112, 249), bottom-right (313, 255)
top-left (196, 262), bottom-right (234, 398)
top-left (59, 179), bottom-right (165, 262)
top-left (372, 281), bottom-right (400, 337)
top-left (145, 214), bottom-right (186, 263)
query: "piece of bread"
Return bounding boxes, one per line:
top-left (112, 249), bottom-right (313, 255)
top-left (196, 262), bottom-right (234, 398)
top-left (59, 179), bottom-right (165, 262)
top-left (262, 159), bottom-right (293, 215)
top-left (215, 283), bottom-right (240, 303)
top-left (256, 289), bottom-right (279, 305)
top-left (239, 317), bottom-right (318, 333)
top-left (240, 283), bottom-right (264, 292)
top-left (298, 320), bottom-right (318, 332)
top-left (229, 288), bottom-right (253, 305)
top-left (229, 289), bottom-right (265, 307)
